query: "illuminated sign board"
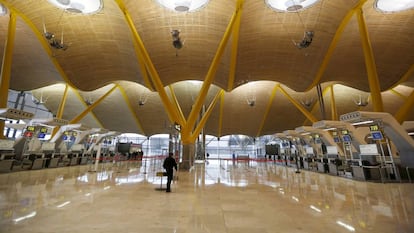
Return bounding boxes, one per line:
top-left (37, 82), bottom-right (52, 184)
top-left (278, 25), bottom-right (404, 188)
top-left (341, 130), bottom-right (349, 135)
top-left (40, 127), bottom-right (48, 133)
top-left (371, 131), bottom-right (384, 140)
top-left (339, 111), bottom-right (362, 122)
top-left (369, 125), bottom-right (379, 132)
top-left (174, 123), bottom-right (181, 132)
top-left (26, 126), bottom-right (35, 132)
top-left (342, 135), bottom-right (352, 142)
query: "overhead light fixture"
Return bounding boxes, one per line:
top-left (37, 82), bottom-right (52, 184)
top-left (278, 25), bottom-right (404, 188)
top-left (188, 80), bottom-right (203, 86)
top-left (375, 0), bottom-right (414, 13)
top-left (353, 94), bottom-right (369, 107)
top-left (155, 0), bottom-right (210, 12)
top-left (47, 0), bottom-right (103, 14)
top-left (351, 120), bottom-right (374, 126)
top-left (336, 220), bottom-right (355, 232)
top-left (0, 3), bottom-right (7, 16)
top-left (323, 127), bottom-right (337, 131)
top-left (265, 0), bottom-right (320, 12)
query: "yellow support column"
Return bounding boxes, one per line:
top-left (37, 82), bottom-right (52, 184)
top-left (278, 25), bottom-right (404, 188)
top-left (0, 3), bottom-right (77, 88)
top-left (0, 12), bottom-right (17, 138)
top-left (70, 88), bottom-right (104, 128)
top-left (306, 0), bottom-right (368, 91)
top-left (356, 8), bottom-right (383, 112)
top-left (69, 85), bottom-right (117, 124)
top-left (117, 85), bottom-right (145, 134)
top-left (114, 0), bottom-right (183, 126)
top-left (168, 85), bottom-right (185, 122)
top-left (330, 85), bottom-right (338, 120)
top-left (51, 84), bottom-right (69, 138)
top-left (56, 84), bottom-right (69, 119)
top-left (190, 90), bottom-right (224, 141)
top-left (218, 91), bottom-right (225, 138)
top-left (227, 0), bottom-right (244, 91)
top-left (278, 85), bottom-right (318, 123)
top-left (394, 90), bottom-right (414, 124)
top-left (185, 5), bottom-right (242, 139)
top-left (302, 85), bottom-right (331, 125)
top-left (256, 85), bottom-right (278, 137)
top-left (390, 89), bottom-right (407, 100)
top-left (391, 64), bottom-right (414, 88)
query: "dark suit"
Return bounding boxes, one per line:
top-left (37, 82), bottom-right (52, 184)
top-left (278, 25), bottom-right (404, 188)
top-left (163, 155), bottom-right (177, 192)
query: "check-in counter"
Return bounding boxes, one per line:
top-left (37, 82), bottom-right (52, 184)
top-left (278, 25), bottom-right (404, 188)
top-left (0, 140), bottom-right (17, 172)
top-left (316, 158), bottom-right (329, 173)
top-left (328, 159), bottom-right (343, 176)
top-left (58, 154), bottom-right (70, 167)
top-left (286, 156), bottom-right (296, 167)
top-left (0, 154), bottom-right (15, 172)
top-left (79, 155), bottom-right (89, 165)
top-left (47, 153), bottom-right (62, 168)
top-left (275, 155), bottom-right (284, 165)
top-left (351, 165), bottom-right (383, 181)
top-left (68, 153), bottom-right (80, 166)
top-left (28, 153), bottom-right (47, 170)
top-left (303, 157), bottom-right (316, 171)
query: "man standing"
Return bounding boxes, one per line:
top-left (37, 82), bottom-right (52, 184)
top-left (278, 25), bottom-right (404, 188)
top-left (163, 152), bottom-right (177, 193)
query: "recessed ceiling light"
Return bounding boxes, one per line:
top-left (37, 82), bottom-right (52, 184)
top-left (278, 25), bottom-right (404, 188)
top-left (47, 0), bottom-right (103, 14)
top-left (0, 3), bottom-right (7, 16)
top-left (375, 0), bottom-right (414, 13)
top-left (155, 0), bottom-right (210, 12)
top-left (265, 0), bottom-right (320, 12)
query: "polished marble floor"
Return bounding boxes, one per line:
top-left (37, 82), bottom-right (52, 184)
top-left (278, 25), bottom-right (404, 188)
top-left (0, 158), bottom-right (413, 233)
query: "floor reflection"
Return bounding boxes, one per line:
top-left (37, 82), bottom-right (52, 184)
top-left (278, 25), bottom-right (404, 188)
top-left (0, 158), bottom-right (413, 233)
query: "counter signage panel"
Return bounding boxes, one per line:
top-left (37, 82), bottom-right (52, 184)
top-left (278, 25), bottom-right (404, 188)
top-left (342, 135), bottom-right (352, 142)
top-left (369, 125), bottom-right (379, 132)
top-left (26, 126), bottom-right (35, 132)
top-left (371, 131), bottom-right (383, 140)
top-left (24, 132), bottom-right (33, 137)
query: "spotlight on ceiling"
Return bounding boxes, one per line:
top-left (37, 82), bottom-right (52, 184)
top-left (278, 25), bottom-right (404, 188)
top-left (353, 94), bottom-right (369, 107)
top-left (43, 22), bottom-right (69, 51)
top-left (155, 0), bottom-right (210, 12)
top-left (0, 3), bottom-right (7, 16)
top-left (171, 29), bottom-right (184, 56)
top-left (265, 0), bottom-right (320, 12)
top-left (375, 0), bottom-right (414, 13)
top-left (175, 0), bottom-right (191, 11)
top-left (47, 0), bottom-right (103, 14)
top-left (295, 31), bottom-right (314, 49)
top-left (171, 29), bottom-right (183, 49)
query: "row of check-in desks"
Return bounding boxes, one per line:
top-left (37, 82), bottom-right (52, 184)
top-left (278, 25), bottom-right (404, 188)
top-left (0, 151), bottom-right (90, 173)
top-left (300, 156), bottom-right (395, 182)
top-left (270, 154), bottom-right (389, 182)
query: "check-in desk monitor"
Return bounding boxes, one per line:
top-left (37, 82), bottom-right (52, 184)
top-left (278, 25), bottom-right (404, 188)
top-left (41, 142), bottom-right (57, 168)
top-left (0, 139), bottom-right (15, 172)
top-left (351, 144), bottom-right (382, 181)
top-left (303, 147), bottom-right (315, 170)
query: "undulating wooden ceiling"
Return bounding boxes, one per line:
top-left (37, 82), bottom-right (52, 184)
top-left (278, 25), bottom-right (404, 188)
top-left (0, 0), bottom-right (414, 139)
